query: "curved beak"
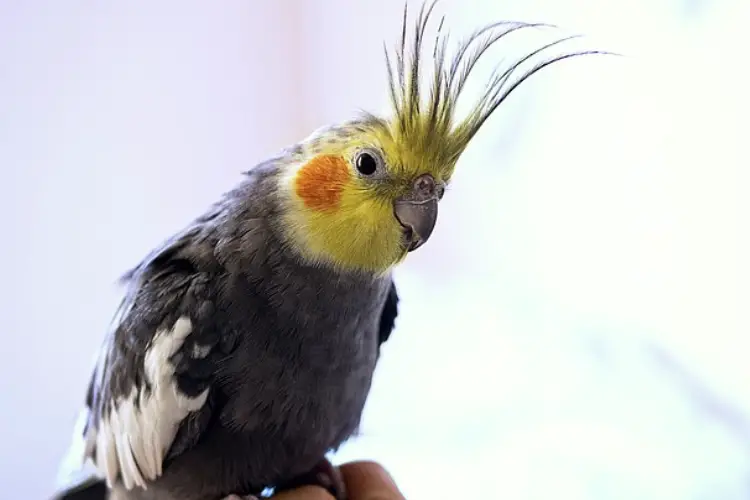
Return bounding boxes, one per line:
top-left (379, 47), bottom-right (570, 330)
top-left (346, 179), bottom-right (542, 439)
top-left (394, 199), bottom-right (438, 251)
top-left (394, 173), bottom-right (441, 252)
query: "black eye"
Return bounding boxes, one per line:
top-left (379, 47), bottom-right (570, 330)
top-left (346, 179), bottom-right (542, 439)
top-left (355, 151), bottom-right (378, 176)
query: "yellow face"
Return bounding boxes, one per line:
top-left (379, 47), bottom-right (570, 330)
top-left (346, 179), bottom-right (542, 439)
top-left (275, 0), bottom-right (605, 274)
top-left (279, 122), bottom-right (452, 275)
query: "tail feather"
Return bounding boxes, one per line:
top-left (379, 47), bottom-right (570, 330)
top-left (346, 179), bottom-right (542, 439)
top-left (51, 476), bottom-right (107, 500)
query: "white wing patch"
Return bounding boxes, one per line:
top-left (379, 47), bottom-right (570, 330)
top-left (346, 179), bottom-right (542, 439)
top-left (87, 316), bottom-right (210, 490)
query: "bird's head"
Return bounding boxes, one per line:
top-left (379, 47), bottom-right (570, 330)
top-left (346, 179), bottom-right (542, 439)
top-left (277, 1), bottom-right (605, 275)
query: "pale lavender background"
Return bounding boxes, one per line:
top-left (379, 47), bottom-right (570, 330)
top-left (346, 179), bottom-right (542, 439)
top-left (1, 1), bottom-right (749, 499)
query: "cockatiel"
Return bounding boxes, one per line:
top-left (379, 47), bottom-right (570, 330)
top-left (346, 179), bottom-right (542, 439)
top-left (53, 2), bottom-right (605, 499)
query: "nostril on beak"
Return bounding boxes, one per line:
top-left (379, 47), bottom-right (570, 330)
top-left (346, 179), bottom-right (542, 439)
top-left (413, 174), bottom-right (436, 198)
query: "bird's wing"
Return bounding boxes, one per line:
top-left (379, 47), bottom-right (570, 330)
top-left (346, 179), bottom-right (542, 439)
top-left (377, 279), bottom-right (399, 348)
top-left (56, 232), bottom-right (237, 495)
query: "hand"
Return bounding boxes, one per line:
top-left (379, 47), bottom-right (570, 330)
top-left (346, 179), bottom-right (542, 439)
top-left (273, 461), bottom-right (405, 500)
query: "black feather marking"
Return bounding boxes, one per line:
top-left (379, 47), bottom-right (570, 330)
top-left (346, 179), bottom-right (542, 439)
top-left (51, 478), bottom-right (107, 500)
top-left (377, 281), bottom-right (400, 348)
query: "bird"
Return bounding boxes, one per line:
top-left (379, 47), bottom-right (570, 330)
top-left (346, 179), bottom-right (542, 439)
top-left (52, 2), bottom-right (606, 499)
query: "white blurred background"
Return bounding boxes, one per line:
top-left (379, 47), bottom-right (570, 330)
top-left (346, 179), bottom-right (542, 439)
top-left (1, 1), bottom-right (748, 498)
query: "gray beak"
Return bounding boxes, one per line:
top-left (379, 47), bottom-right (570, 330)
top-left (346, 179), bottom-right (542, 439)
top-left (394, 173), bottom-right (441, 252)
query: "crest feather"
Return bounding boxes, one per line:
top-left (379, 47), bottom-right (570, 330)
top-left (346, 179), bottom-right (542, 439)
top-left (384, 0), bottom-right (613, 170)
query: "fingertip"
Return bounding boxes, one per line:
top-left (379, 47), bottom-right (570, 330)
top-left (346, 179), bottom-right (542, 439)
top-left (339, 461), bottom-right (405, 500)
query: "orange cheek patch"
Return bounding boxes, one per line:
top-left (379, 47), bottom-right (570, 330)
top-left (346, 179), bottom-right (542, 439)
top-left (294, 154), bottom-right (350, 211)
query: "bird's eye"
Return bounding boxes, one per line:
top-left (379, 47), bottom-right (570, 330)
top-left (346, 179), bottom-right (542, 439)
top-left (355, 150), bottom-right (379, 176)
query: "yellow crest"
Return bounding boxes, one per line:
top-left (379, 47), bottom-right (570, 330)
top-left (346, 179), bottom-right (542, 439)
top-left (382, 0), bottom-right (612, 177)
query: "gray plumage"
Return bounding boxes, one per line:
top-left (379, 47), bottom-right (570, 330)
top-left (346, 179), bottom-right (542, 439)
top-left (50, 0), bottom-right (609, 496)
top-left (54, 160), bottom-right (400, 500)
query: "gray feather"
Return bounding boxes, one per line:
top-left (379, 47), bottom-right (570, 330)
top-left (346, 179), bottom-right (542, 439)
top-left (54, 160), bottom-right (399, 500)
